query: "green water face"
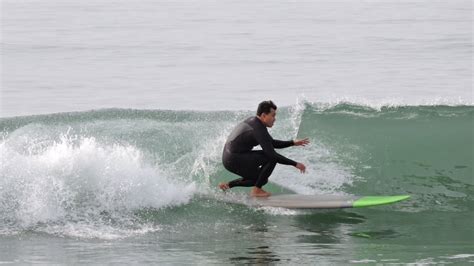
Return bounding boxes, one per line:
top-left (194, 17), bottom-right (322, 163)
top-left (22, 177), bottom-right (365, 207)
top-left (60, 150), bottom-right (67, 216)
top-left (300, 105), bottom-right (473, 209)
top-left (298, 104), bottom-right (474, 262)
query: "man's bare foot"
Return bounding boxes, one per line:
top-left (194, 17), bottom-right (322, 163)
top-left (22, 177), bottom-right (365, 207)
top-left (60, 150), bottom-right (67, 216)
top-left (218, 182), bottom-right (230, 191)
top-left (250, 187), bottom-right (271, 197)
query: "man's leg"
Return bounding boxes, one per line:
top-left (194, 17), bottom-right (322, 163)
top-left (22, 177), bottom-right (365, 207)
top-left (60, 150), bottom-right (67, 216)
top-left (228, 178), bottom-right (255, 188)
top-left (219, 176), bottom-right (255, 191)
top-left (254, 158), bottom-right (277, 188)
top-left (249, 154), bottom-right (276, 197)
top-left (221, 151), bottom-right (266, 189)
top-left (222, 151), bottom-right (276, 195)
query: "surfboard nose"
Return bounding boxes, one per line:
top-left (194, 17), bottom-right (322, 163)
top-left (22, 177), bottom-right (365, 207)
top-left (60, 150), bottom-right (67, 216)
top-left (353, 195), bottom-right (411, 208)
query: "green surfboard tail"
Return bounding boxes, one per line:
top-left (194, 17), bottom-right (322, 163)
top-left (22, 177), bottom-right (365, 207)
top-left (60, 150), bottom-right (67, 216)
top-left (353, 195), bottom-right (410, 208)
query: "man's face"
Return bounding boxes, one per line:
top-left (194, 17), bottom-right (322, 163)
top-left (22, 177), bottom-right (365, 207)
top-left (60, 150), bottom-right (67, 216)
top-left (261, 108), bottom-right (276, 128)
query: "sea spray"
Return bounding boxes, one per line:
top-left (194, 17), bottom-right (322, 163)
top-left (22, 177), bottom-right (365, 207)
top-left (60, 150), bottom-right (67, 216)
top-left (0, 131), bottom-right (196, 238)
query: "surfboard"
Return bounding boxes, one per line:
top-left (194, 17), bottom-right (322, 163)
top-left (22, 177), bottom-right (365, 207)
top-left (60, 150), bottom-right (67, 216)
top-left (220, 194), bottom-right (410, 209)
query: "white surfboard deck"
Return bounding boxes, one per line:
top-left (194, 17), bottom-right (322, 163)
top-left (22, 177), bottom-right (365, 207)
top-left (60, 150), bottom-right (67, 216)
top-left (217, 193), bottom-right (410, 209)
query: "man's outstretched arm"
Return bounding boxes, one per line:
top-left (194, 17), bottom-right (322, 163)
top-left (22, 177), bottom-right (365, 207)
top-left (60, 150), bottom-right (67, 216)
top-left (272, 139), bottom-right (294, 149)
top-left (273, 138), bottom-right (310, 149)
top-left (255, 131), bottom-right (297, 166)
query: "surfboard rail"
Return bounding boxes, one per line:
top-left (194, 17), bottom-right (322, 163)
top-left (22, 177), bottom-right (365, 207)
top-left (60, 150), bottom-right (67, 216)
top-left (220, 194), bottom-right (411, 209)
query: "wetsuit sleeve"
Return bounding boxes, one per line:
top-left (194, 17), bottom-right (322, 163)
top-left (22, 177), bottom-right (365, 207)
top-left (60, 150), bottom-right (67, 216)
top-left (254, 128), bottom-right (297, 166)
top-left (272, 139), bottom-right (294, 149)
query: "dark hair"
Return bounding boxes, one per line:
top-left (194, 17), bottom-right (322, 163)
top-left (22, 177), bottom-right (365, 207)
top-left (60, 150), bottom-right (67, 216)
top-left (257, 100), bottom-right (277, 116)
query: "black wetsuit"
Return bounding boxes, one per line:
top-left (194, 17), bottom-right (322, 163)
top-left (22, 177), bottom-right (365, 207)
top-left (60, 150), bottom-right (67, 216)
top-left (222, 116), bottom-right (297, 188)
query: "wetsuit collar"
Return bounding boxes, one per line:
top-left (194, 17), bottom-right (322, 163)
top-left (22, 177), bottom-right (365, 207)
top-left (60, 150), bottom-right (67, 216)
top-left (255, 116), bottom-right (267, 127)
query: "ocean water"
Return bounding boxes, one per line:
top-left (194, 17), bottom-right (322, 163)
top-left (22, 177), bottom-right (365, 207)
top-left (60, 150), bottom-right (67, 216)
top-left (1, 0), bottom-right (473, 264)
top-left (1, 0), bottom-right (472, 116)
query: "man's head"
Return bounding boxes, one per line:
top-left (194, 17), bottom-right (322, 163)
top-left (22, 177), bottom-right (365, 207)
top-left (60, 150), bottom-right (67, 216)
top-left (257, 100), bottom-right (277, 128)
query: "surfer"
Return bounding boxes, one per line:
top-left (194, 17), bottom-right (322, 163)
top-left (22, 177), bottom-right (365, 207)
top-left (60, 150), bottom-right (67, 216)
top-left (219, 100), bottom-right (309, 197)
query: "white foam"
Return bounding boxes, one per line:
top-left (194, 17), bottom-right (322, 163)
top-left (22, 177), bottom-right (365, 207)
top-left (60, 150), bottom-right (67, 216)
top-left (257, 206), bottom-right (302, 216)
top-left (40, 222), bottom-right (161, 240)
top-left (303, 96), bottom-right (472, 112)
top-left (0, 131), bottom-right (196, 238)
top-left (271, 141), bottom-right (355, 195)
top-left (350, 259), bottom-right (377, 263)
top-left (190, 121), bottom-right (237, 187)
top-left (444, 254), bottom-right (474, 260)
top-left (289, 96), bottom-right (307, 137)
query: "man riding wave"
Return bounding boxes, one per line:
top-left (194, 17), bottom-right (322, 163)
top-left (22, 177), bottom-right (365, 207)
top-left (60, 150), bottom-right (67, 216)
top-left (219, 100), bottom-right (309, 197)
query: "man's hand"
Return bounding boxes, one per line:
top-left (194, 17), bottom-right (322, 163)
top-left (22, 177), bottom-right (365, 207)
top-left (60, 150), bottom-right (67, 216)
top-left (295, 162), bottom-right (306, 173)
top-left (293, 138), bottom-right (310, 146)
